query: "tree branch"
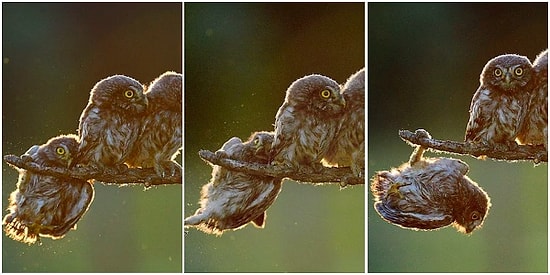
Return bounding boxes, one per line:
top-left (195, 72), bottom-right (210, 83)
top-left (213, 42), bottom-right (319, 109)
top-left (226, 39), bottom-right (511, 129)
top-left (198, 150), bottom-right (364, 186)
top-left (398, 129), bottom-right (548, 164)
top-left (3, 154), bottom-right (182, 187)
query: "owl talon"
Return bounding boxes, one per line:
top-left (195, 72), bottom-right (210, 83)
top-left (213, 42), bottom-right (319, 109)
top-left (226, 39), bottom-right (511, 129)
top-left (386, 182), bottom-right (409, 199)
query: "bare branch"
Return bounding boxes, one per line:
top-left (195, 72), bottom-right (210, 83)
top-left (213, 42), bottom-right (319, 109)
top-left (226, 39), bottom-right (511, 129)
top-left (198, 150), bottom-right (364, 186)
top-left (3, 154), bottom-right (182, 187)
top-left (398, 129), bottom-right (548, 164)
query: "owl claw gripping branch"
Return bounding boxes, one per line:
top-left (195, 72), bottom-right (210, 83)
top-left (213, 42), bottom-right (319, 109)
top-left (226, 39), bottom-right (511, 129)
top-left (371, 136), bottom-right (491, 235)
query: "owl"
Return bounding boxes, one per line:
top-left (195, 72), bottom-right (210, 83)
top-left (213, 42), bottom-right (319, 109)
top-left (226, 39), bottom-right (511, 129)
top-left (73, 75), bottom-right (148, 171)
top-left (371, 140), bottom-right (490, 234)
top-left (271, 74), bottom-right (346, 171)
top-left (465, 54), bottom-right (534, 148)
top-left (184, 131), bottom-right (283, 236)
top-left (517, 49), bottom-right (548, 150)
top-left (323, 68), bottom-right (365, 177)
top-left (3, 134), bottom-right (94, 244)
top-left (126, 71), bottom-right (182, 177)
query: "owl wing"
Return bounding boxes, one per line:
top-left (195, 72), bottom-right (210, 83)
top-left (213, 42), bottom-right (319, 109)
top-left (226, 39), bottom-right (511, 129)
top-left (73, 107), bottom-right (106, 166)
top-left (464, 87), bottom-right (492, 142)
top-left (270, 104), bottom-right (298, 162)
top-left (374, 202), bottom-right (454, 230)
top-left (39, 180), bottom-right (94, 238)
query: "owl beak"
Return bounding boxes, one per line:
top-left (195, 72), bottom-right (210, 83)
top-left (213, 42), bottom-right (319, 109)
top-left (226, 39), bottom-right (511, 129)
top-left (504, 73), bottom-right (511, 84)
top-left (254, 143), bottom-right (262, 153)
top-left (66, 156), bottom-right (74, 169)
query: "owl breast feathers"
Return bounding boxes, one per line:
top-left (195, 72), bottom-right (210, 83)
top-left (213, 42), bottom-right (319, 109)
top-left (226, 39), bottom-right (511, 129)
top-left (184, 131), bottom-right (283, 236)
top-left (74, 75), bottom-right (148, 170)
top-left (517, 49), bottom-right (548, 149)
top-left (3, 135), bottom-right (94, 244)
top-left (323, 68), bottom-right (365, 176)
top-left (126, 71), bottom-right (183, 177)
top-left (271, 74), bottom-right (346, 170)
top-left (371, 147), bottom-right (490, 234)
top-left (465, 54), bottom-right (534, 146)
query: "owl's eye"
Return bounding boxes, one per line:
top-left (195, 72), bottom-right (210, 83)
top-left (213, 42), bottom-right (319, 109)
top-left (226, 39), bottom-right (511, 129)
top-left (470, 211), bottom-right (480, 221)
top-left (320, 89), bottom-right (331, 99)
top-left (56, 147), bottom-right (66, 155)
top-left (253, 138), bottom-right (260, 146)
top-left (493, 68), bottom-right (503, 77)
top-left (124, 90), bottom-right (135, 98)
top-left (514, 67), bottom-right (523, 76)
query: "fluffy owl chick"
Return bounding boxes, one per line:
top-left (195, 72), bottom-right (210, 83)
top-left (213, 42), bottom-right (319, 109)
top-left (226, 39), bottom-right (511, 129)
top-left (371, 144), bottom-right (490, 234)
top-left (3, 134), bottom-right (94, 245)
top-left (323, 68), bottom-right (365, 176)
top-left (184, 131), bottom-right (283, 236)
top-left (465, 54), bottom-right (534, 148)
top-left (126, 71), bottom-right (182, 177)
top-left (73, 75), bottom-right (148, 171)
top-left (271, 74), bottom-right (346, 171)
top-left (517, 49), bottom-right (548, 150)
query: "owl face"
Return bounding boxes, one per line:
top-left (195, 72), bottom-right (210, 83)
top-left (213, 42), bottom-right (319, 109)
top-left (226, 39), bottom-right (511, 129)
top-left (33, 135), bottom-right (79, 168)
top-left (452, 178), bottom-right (490, 234)
top-left (246, 131), bottom-right (274, 159)
top-left (90, 75), bottom-right (148, 114)
top-left (481, 54), bottom-right (533, 94)
top-left (285, 74), bottom-right (346, 116)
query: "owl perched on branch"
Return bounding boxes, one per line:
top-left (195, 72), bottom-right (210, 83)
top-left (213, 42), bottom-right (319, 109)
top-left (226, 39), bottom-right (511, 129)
top-left (185, 131), bottom-right (283, 236)
top-left (126, 71), bottom-right (182, 177)
top-left (465, 54), bottom-right (534, 148)
top-left (3, 134), bottom-right (94, 244)
top-left (271, 74), bottom-right (346, 171)
top-left (73, 75), bottom-right (148, 171)
top-left (323, 68), bottom-right (365, 177)
top-left (371, 130), bottom-right (491, 234)
top-left (517, 49), bottom-right (548, 150)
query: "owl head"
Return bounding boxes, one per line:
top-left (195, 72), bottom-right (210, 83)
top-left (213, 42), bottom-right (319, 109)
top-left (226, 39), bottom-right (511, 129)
top-left (145, 71), bottom-right (182, 112)
top-left (533, 49), bottom-right (548, 77)
top-left (90, 75), bottom-right (148, 114)
top-left (245, 131), bottom-right (275, 163)
top-left (342, 68), bottom-right (365, 95)
top-left (32, 134), bottom-right (80, 168)
top-left (285, 74), bottom-right (346, 116)
top-left (480, 54), bottom-right (533, 94)
top-left (452, 176), bottom-right (491, 234)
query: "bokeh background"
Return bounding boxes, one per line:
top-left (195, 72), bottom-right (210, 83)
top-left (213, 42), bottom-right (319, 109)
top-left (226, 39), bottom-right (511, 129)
top-left (2, 3), bottom-right (182, 272)
top-left (369, 3), bottom-right (547, 272)
top-left (184, 3), bottom-right (365, 272)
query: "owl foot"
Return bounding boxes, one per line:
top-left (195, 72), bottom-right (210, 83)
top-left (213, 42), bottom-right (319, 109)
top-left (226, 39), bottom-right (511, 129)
top-left (386, 182), bottom-right (409, 199)
top-left (154, 160), bottom-right (182, 178)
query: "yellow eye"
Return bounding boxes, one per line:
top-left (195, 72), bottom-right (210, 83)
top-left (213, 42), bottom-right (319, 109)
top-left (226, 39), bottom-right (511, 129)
top-left (124, 90), bottom-right (134, 98)
top-left (514, 67), bottom-right (523, 76)
top-left (56, 147), bottom-right (65, 155)
top-left (471, 211), bottom-right (480, 221)
top-left (253, 138), bottom-right (260, 146)
top-left (320, 89), bottom-right (331, 99)
top-left (493, 68), bottom-right (502, 77)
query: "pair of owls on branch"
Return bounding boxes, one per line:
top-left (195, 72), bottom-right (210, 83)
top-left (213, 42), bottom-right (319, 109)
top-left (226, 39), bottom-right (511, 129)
top-left (272, 68), bottom-right (366, 176)
top-left (185, 68), bottom-right (365, 235)
top-left (3, 71), bottom-right (182, 244)
top-left (465, 49), bottom-right (548, 151)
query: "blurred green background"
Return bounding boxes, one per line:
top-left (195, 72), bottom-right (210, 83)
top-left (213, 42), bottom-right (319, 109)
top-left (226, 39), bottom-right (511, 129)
top-left (184, 3), bottom-right (365, 272)
top-left (2, 3), bottom-right (182, 272)
top-left (369, 3), bottom-right (547, 272)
